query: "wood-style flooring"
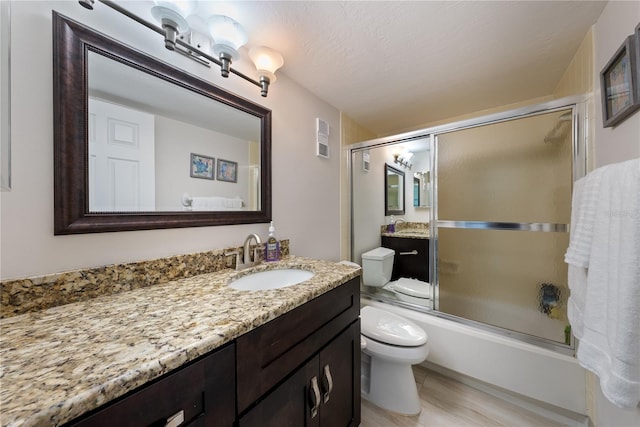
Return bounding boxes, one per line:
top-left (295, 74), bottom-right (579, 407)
top-left (360, 366), bottom-right (571, 427)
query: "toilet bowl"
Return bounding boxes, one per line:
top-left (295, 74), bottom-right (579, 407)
top-left (361, 306), bottom-right (429, 415)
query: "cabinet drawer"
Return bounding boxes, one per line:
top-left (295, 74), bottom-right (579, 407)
top-left (236, 278), bottom-right (360, 414)
top-left (69, 343), bottom-right (235, 427)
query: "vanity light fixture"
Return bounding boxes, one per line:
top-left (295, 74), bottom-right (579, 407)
top-left (394, 151), bottom-right (413, 170)
top-left (249, 46), bottom-right (285, 97)
top-left (208, 15), bottom-right (247, 77)
top-left (78, 0), bottom-right (95, 9)
top-left (79, 0), bottom-right (284, 97)
top-left (150, 1), bottom-right (195, 51)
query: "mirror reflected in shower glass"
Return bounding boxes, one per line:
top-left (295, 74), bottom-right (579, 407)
top-left (385, 163), bottom-right (405, 215)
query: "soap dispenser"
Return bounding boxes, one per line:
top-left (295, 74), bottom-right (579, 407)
top-left (265, 221), bottom-right (280, 262)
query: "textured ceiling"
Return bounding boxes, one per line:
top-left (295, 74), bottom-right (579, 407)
top-left (131, 1), bottom-right (608, 136)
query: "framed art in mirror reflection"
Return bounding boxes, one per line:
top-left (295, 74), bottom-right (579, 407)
top-left (190, 153), bottom-right (215, 180)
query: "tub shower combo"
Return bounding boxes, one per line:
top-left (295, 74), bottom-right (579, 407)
top-left (351, 97), bottom-right (588, 354)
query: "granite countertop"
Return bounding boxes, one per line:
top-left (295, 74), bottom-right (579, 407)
top-left (381, 230), bottom-right (430, 239)
top-left (0, 256), bottom-right (360, 427)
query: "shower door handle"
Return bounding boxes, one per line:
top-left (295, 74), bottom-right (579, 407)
top-left (399, 250), bottom-right (418, 255)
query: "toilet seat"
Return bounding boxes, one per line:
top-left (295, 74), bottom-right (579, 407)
top-left (393, 278), bottom-right (431, 299)
top-left (361, 306), bottom-right (427, 347)
top-left (362, 334), bottom-right (429, 364)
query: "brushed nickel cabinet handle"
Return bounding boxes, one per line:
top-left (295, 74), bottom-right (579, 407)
top-left (165, 409), bottom-right (184, 427)
top-left (399, 250), bottom-right (418, 255)
top-left (309, 376), bottom-right (321, 419)
top-left (322, 364), bottom-right (333, 403)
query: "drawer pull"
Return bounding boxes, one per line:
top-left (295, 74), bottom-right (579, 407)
top-left (322, 364), bottom-right (333, 403)
top-left (399, 250), bottom-right (418, 255)
top-left (309, 376), bottom-right (321, 418)
top-left (165, 410), bottom-right (184, 427)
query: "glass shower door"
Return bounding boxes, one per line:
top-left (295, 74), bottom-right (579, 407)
top-left (434, 108), bottom-right (574, 345)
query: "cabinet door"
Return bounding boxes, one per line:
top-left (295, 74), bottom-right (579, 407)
top-left (239, 321), bottom-right (361, 427)
top-left (238, 356), bottom-right (320, 427)
top-left (319, 321), bottom-right (361, 427)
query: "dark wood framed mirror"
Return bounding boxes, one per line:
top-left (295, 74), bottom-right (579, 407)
top-left (53, 12), bottom-right (271, 234)
top-left (384, 163), bottom-right (405, 216)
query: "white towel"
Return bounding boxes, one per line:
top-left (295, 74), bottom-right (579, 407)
top-left (566, 173), bottom-right (600, 338)
top-left (565, 158), bottom-right (640, 408)
top-left (191, 196), bottom-right (243, 211)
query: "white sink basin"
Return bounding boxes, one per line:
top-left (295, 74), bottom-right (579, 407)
top-left (229, 268), bottom-right (315, 291)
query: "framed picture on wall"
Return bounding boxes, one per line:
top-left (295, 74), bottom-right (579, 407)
top-left (216, 158), bottom-right (238, 183)
top-left (600, 35), bottom-right (640, 128)
top-left (190, 153), bottom-right (215, 180)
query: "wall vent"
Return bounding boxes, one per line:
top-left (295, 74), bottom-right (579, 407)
top-left (316, 118), bottom-right (329, 159)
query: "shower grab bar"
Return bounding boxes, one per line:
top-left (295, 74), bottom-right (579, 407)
top-left (399, 250), bottom-right (418, 255)
top-left (437, 221), bottom-right (567, 233)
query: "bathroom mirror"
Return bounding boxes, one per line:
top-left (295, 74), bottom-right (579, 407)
top-left (385, 163), bottom-right (405, 216)
top-left (53, 13), bottom-right (271, 234)
top-left (414, 171), bottom-right (430, 208)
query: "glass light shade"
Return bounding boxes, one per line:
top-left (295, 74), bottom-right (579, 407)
top-left (153, 0), bottom-right (197, 18)
top-left (208, 15), bottom-right (248, 60)
top-left (151, 6), bottom-right (189, 33)
top-left (249, 46), bottom-right (284, 82)
top-left (151, 1), bottom-right (196, 32)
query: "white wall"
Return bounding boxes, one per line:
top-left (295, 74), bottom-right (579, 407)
top-left (0, 1), bottom-right (341, 280)
top-left (591, 2), bottom-right (640, 425)
top-left (154, 116), bottom-right (251, 211)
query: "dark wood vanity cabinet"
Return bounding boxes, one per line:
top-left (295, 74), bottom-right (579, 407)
top-left (381, 236), bottom-right (429, 282)
top-left (238, 322), bottom-right (360, 427)
top-left (236, 277), bottom-right (361, 427)
top-left (68, 343), bottom-right (235, 427)
top-left (67, 277), bottom-right (360, 427)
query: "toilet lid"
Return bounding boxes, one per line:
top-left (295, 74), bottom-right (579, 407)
top-left (361, 306), bottom-right (427, 347)
top-left (361, 247), bottom-right (395, 261)
top-left (393, 278), bottom-right (431, 299)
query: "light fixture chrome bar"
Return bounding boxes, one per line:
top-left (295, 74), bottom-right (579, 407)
top-left (95, 1), bottom-right (265, 93)
top-left (437, 220), bottom-right (568, 233)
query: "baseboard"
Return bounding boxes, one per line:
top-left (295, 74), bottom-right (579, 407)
top-left (422, 361), bottom-right (590, 427)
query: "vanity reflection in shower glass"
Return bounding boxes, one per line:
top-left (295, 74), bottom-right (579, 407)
top-left (352, 105), bottom-right (578, 351)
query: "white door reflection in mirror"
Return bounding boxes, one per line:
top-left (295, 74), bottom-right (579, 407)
top-left (89, 99), bottom-right (156, 212)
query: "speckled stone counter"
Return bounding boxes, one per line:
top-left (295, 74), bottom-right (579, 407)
top-left (380, 230), bottom-right (430, 239)
top-left (0, 240), bottom-right (290, 318)
top-left (380, 221), bottom-right (430, 240)
top-left (0, 256), bottom-right (360, 427)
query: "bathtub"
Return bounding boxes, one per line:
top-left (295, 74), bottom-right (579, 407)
top-left (361, 298), bottom-right (588, 419)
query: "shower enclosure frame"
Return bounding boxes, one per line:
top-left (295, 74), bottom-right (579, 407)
top-left (349, 95), bottom-right (589, 355)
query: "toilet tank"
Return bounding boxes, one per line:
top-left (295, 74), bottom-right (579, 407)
top-left (361, 247), bottom-right (395, 287)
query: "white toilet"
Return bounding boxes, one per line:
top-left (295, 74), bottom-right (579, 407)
top-left (359, 247), bottom-right (429, 415)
